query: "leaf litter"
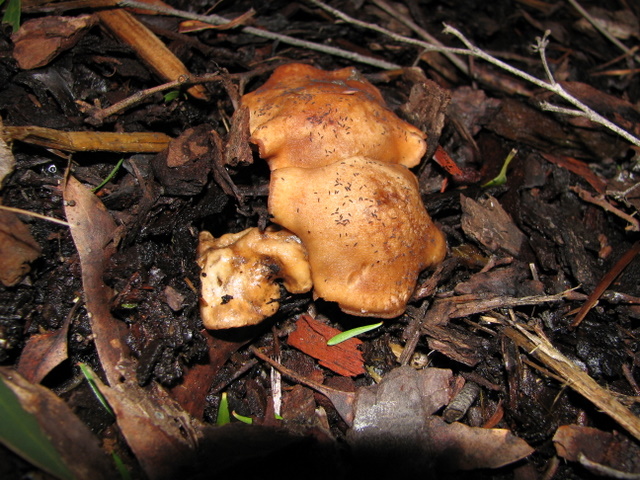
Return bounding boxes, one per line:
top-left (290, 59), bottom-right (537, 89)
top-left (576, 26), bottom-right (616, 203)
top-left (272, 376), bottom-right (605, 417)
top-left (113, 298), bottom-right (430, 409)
top-left (1, 1), bottom-right (640, 478)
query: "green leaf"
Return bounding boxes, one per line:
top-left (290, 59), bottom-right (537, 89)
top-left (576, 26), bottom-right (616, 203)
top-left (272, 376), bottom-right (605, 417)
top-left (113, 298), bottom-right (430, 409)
top-left (327, 322), bottom-right (383, 346)
top-left (231, 411), bottom-right (253, 424)
top-left (482, 148), bottom-right (518, 188)
top-left (163, 90), bottom-right (180, 103)
top-left (0, 377), bottom-right (75, 480)
top-left (78, 363), bottom-right (114, 417)
top-left (216, 392), bottom-right (231, 426)
top-left (2, 0), bottom-right (21, 32)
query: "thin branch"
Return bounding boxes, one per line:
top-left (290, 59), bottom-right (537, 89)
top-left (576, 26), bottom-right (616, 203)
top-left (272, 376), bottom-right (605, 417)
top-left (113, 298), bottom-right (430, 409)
top-left (117, 0), bottom-right (401, 70)
top-left (532, 30), bottom-right (555, 85)
top-left (368, 0), bottom-right (469, 75)
top-left (82, 72), bottom-right (222, 124)
top-left (0, 205), bottom-right (70, 227)
top-left (566, 0), bottom-right (640, 64)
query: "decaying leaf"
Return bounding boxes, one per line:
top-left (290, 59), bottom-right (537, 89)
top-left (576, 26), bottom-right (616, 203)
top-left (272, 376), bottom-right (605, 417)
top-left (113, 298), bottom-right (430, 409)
top-left (348, 366), bottom-right (533, 474)
top-left (16, 311), bottom-right (72, 384)
top-left (11, 15), bottom-right (97, 70)
top-left (0, 210), bottom-right (41, 287)
top-left (554, 425), bottom-right (640, 474)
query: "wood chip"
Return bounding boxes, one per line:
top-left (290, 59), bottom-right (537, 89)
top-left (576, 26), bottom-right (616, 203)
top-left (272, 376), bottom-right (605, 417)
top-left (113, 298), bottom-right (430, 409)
top-left (288, 315), bottom-right (365, 377)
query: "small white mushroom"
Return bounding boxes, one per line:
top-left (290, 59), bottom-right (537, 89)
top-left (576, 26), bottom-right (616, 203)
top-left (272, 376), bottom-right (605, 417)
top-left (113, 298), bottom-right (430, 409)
top-left (197, 227), bottom-right (312, 329)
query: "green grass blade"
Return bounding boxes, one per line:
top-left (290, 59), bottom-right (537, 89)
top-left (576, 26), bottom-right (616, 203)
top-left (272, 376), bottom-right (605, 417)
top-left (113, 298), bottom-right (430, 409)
top-left (112, 452), bottom-right (131, 480)
top-left (327, 322), bottom-right (383, 346)
top-left (231, 411), bottom-right (253, 424)
top-left (216, 392), bottom-right (231, 426)
top-left (0, 377), bottom-right (75, 480)
top-left (92, 157), bottom-right (125, 193)
top-left (78, 363), bottom-right (114, 417)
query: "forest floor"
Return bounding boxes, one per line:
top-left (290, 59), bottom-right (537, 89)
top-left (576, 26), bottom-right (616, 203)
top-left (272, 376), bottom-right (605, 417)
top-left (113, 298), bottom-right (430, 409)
top-left (1, 1), bottom-right (640, 479)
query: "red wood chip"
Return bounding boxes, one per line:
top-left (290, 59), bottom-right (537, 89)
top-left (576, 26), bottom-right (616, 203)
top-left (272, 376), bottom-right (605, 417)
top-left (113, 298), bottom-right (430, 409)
top-left (288, 315), bottom-right (365, 377)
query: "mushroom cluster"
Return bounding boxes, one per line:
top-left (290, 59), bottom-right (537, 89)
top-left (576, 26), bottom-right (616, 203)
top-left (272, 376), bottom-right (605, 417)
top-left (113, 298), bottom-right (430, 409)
top-left (198, 64), bottom-right (446, 329)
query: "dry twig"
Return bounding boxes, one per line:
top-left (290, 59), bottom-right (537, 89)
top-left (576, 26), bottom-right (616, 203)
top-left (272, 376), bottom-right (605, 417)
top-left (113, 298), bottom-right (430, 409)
top-left (503, 319), bottom-right (640, 442)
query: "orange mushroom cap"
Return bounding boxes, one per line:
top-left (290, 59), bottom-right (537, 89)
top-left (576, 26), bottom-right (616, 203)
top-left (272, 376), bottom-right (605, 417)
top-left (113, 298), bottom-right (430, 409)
top-left (269, 156), bottom-right (446, 318)
top-left (197, 227), bottom-right (312, 329)
top-left (241, 63), bottom-right (427, 171)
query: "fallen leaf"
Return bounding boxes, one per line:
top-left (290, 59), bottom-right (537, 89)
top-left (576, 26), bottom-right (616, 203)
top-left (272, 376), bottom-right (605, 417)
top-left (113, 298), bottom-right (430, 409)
top-left (16, 311), bottom-right (72, 384)
top-left (554, 425), bottom-right (640, 473)
top-left (63, 174), bottom-right (128, 385)
top-left (12, 15), bottom-right (96, 70)
top-left (0, 210), bottom-right (41, 287)
top-left (348, 366), bottom-right (533, 473)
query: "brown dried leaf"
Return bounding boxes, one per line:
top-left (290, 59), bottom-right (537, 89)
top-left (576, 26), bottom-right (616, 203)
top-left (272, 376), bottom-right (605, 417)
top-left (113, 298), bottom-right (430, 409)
top-left (349, 366), bottom-right (533, 472)
top-left (63, 175), bottom-right (129, 385)
top-left (554, 425), bottom-right (640, 473)
top-left (11, 15), bottom-right (97, 70)
top-left (0, 210), bottom-right (41, 287)
top-left (16, 313), bottom-right (71, 384)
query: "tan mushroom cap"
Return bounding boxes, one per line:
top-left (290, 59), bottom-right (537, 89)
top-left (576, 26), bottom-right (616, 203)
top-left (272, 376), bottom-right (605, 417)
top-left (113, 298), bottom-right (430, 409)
top-left (241, 63), bottom-right (427, 171)
top-left (197, 227), bottom-right (312, 329)
top-left (269, 156), bottom-right (446, 318)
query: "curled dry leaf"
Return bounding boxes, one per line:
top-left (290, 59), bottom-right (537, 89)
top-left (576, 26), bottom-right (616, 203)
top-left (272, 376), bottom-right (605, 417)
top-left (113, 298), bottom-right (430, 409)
top-left (11, 15), bottom-right (97, 70)
top-left (0, 210), bottom-right (41, 287)
top-left (348, 366), bottom-right (533, 474)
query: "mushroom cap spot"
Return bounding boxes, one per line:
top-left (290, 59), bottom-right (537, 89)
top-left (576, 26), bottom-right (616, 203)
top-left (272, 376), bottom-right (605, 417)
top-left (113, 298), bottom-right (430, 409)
top-left (241, 63), bottom-right (427, 171)
top-left (196, 227), bottom-right (312, 329)
top-left (269, 156), bottom-right (446, 318)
